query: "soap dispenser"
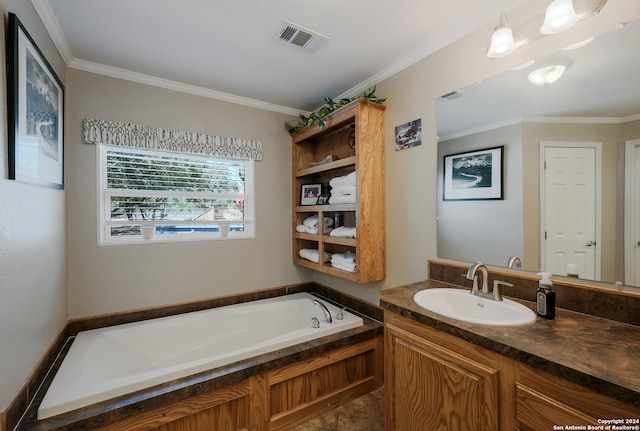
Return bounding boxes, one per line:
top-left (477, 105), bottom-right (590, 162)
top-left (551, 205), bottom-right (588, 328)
top-left (536, 272), bottom-right (556, 319)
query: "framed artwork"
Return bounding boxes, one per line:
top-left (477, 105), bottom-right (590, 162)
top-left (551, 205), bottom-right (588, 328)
top-left (300, 184), bottom-right (322, 205)
top-left (7, 13), bottom-right (65, 189)
top-left (395, 118), bottom-right (422, 150)
top-left (443, 146), bottom-right (503, 201)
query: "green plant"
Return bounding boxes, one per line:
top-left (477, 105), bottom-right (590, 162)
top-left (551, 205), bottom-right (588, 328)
top-left (285, 86), bottom-right (386, 134)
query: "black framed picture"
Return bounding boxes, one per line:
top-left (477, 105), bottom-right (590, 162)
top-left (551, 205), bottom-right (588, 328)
top-left (300, 183), bottom-right (322, 205)
top-left (443, 146), bottom-right (503, 201)
top-left (7, 13), bottom-right (65, 189)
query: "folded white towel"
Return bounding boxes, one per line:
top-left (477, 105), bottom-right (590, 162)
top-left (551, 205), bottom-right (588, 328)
top-left (299, 248), bottom-right (331, 263)
top-left (296, 224), bottom-right (332, 235)
top-left (328, 194), bottom-right (356, 205)
top-left (329, 171), bottom-right (356, 188)
top-left (330, 226), bottom-right (357, 238)
top-left (331, 259), bottom-right (356, 273)
top-left (329, 184), bottom-right (356, 196)
top-left (331, 251), bottom-right (356, 264)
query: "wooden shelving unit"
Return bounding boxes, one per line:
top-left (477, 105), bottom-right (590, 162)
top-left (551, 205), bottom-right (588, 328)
top-left (291, 99), bottom-right (386, 283)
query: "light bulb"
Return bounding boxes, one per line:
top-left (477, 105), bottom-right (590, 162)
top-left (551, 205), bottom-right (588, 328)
top-left (541, 0), bottom-right (577, 34)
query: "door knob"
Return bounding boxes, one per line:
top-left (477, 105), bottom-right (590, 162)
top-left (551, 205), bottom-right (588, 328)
top-left (586, 240), bottom-right (596, 247)
top-left (637, 241), bottom-right (640, 247)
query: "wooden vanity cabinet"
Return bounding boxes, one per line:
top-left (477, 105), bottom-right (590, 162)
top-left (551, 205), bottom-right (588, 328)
top-left (384, 311), bottom-right (640, 431)
top-left (291, 99), bottom-right (386, 283)
top-left (384, 311), bottom-right (506, 431)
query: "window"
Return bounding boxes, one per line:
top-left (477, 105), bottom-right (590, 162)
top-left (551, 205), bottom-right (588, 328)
top-left (97, 146), bottom-right (254, 244)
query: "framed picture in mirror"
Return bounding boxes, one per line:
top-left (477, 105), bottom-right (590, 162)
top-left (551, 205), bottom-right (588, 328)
top-left (443, 146), bottom-right (503, 201)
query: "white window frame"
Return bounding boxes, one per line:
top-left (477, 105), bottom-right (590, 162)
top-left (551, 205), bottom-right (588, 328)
top-left (96, 145), bottom-right (255, 245)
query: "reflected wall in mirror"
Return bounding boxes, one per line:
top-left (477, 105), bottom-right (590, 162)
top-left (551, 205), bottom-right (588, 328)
top-left (436, 18), bottom-right (640, 287)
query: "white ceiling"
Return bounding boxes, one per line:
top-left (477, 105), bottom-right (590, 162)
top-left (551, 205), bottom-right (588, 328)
top-left (437, 17), bottom-right (640, 138)
top-left (33, 0), bottom-right (529, 114)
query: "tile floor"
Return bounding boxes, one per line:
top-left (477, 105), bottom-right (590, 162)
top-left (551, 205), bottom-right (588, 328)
top-left (289, 387), bottom-right (384, 431)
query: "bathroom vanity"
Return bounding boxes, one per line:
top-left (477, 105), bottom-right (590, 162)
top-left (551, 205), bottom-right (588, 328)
top-left (381, 279), bottom-right (640, 431)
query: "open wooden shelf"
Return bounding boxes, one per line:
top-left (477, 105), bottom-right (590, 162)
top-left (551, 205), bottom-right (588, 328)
top-left (291, 99), bottom-right (386, 283)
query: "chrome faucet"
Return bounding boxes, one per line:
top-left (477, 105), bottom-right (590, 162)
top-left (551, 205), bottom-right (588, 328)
top-left (507, 256), bottom-right (522, 268)
top-left (466, 262), bottom-right (489, 295)
top-left (466, 262), bottom-right (510, 301)
top-left (313, 299), bottom-right (333, 323)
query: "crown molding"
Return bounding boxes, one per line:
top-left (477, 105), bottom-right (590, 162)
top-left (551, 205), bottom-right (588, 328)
top-left (69, 59), bottom-right (302, 116)
top-left (439, 114), bottom-right (640, 141)
top-left (31, 0), bottom-right (74, 65)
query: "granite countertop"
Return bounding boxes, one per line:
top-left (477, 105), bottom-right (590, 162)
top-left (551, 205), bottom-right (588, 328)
top-left (380, 280), bottom-right (640, 408)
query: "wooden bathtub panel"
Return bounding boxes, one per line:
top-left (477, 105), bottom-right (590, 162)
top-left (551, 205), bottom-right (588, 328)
top-left (94, 380), bottom-right (252, 431)
top-left (268, 337), bottom-right (382, 431)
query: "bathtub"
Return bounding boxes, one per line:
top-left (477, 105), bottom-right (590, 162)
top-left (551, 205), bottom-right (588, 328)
top-left (37, 292), bottom-right (363, 419)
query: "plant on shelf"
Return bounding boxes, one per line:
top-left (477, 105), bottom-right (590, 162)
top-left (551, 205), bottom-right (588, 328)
top-left (285, 86), bottom-right (386, 135)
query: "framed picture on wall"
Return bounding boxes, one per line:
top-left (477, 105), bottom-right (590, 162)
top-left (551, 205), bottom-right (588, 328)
top-left (7, 13), bottom-right (65, 189)
top-left (443, 146), bottom-right (503, 201)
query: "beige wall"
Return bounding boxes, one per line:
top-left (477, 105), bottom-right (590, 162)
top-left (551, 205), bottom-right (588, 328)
top-left (0, 1), bottom-right (67, 411)
top-left (437, 124), bottom-right (524, 269)
top-left (66, 69), bottom-right (306, 317)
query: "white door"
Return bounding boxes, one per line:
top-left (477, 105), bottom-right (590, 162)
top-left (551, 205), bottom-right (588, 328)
top-left (542, 146), bottom-right (598, 279)
top-left (625, 139), bottom-right (640, 286)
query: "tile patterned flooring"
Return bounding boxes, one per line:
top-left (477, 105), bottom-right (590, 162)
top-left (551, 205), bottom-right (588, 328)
top-left (289, 387), bottom-right (384, 431)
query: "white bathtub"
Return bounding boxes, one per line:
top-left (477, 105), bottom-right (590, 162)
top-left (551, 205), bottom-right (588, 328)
top-left (38, 292), bottom-right (363, 419)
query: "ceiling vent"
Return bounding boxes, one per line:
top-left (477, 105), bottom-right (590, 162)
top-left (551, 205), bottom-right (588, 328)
top-left (278, 21), bottom-right (328, 53)
top-left (439, 90), bottom-right (465, 101)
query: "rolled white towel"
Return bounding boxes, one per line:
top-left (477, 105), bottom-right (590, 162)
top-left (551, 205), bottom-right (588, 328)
top-left (296, 224), bottom-right (317, 234)
top-left (330, 226), bottom-right (357, 238)
top-left (302, 215), bottom-right (333, 228)
top-left (299, 248), bottom-right (331, 263)
top-left (303, 215), bottom-right (318, 228)
top-left (328, 194), bottom-right (356, 205)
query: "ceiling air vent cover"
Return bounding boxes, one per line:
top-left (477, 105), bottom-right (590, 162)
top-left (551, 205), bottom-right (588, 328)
top-left (439, 90), bottom-right (465, 101)
top-left (278, 21), bottom-right (328, 53)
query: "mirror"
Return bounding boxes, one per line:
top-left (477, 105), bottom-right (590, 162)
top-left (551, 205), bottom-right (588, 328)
top-left (436, 18), bottom-right (640, 287)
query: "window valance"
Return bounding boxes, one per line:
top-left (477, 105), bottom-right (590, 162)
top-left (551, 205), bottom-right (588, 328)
top-left (83, 118), bottom-right (262, 161)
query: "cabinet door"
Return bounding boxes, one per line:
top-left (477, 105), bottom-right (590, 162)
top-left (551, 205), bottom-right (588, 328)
top-left (515, 364), bottom-right (640, 431)
top-left (516, 383), bottom-right (596, 431)
top-left (386, 326), bottom-right (499, 431)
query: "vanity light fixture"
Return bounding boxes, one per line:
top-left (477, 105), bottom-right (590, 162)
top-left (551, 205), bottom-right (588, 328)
top-left (540, 0), bottom-right (578, 34)
top-left (487, 13), bottom-right (517, 58)
top-left (527, 64), bottom-right (567, 86)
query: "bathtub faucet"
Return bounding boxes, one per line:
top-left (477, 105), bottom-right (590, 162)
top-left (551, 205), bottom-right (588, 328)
top-left (313, 299), bottom-right (333, 323)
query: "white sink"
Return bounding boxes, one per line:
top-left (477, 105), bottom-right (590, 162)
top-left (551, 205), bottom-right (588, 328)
top-left (413, 288), bottom-right (536, 326)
